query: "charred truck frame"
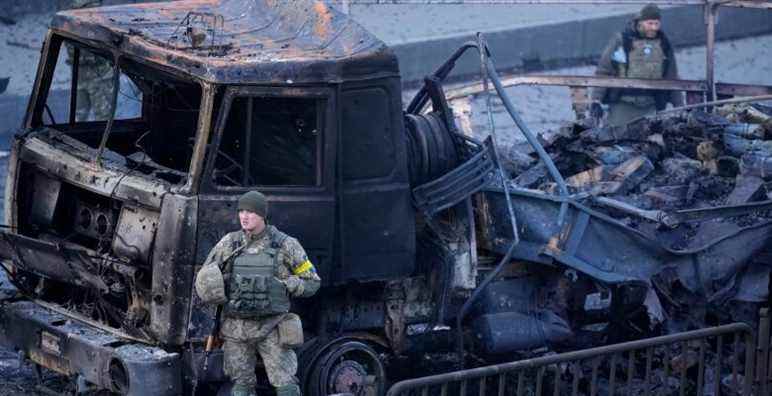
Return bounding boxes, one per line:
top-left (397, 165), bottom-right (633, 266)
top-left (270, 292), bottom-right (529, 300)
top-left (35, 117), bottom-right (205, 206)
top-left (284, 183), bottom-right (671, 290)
top-left (1, 0), bottom-right (772, 395)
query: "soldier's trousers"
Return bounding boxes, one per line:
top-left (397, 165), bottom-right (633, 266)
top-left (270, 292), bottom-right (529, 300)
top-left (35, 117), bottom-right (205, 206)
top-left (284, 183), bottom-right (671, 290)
top-left (607, 101), bottom-right (656, 127)
top-left (222, 326), bottom-right (298, 392)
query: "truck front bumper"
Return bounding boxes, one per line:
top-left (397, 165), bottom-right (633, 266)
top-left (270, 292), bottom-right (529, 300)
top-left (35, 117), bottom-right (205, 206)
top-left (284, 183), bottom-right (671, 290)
top-left (0, 300), bottom-right (181, 395)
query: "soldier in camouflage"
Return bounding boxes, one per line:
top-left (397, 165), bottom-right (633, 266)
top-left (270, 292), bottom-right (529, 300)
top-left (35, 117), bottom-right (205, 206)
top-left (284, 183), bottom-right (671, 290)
top-left (195, 191), bottom-right (321, 396)
top-left (67, 0), bottom-right (113, 121)
top-left (590, 3), bottom-right (684, 126)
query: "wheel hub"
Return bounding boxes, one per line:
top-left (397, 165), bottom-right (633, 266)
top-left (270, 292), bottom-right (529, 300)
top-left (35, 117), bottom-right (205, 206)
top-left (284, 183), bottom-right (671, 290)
top-left (328, 360), bottom-right (368, 395)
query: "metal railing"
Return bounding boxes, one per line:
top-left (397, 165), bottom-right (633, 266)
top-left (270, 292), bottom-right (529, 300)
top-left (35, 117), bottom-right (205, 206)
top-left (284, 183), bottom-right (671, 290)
top-left (387, 323), bottom-right (754, 396)
top-left (756, 309), bottom-right (772, 395)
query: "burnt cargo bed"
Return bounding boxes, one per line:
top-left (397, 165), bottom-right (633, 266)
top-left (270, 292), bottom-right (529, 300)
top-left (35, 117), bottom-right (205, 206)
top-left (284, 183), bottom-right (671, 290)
top-left (481, 103), bottom-right (772, 328)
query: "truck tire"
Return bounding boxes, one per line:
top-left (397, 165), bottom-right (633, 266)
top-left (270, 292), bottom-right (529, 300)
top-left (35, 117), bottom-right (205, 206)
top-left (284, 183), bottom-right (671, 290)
top-left (305, 339), bottom-right (386, 396)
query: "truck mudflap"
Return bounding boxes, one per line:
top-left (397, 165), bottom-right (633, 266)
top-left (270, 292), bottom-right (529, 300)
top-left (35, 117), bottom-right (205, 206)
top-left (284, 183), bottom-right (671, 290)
top-left (0, 300), bottom-right (181, 395)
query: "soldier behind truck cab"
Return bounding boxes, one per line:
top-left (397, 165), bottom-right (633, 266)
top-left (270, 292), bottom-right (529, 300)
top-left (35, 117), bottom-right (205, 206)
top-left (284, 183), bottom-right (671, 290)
top-left (590, 3), bottom-right (685, 126)
top-left (196, 191), bottom-right (321, 396)
top-left (66, 0), bottom-right (113, 121)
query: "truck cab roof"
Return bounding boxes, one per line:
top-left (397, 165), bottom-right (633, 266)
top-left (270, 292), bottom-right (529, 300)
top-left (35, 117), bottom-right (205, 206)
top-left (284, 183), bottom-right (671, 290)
top-left (51, 0), bottom-right (400, 84)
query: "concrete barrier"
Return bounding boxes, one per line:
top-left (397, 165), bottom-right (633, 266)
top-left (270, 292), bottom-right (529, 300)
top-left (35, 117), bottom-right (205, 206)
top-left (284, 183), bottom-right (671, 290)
top-left (393, 5), bottom-right (772, 85)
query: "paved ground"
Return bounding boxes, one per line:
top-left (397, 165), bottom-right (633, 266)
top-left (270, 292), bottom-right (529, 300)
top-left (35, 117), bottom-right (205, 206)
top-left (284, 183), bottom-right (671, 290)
top-left (346, 2), bottom-right (641, 45)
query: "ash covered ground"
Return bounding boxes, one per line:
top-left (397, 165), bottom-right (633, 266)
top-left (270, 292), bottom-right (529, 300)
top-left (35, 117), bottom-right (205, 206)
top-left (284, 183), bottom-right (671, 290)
top-left (0, 271), bottom-right (71, 396)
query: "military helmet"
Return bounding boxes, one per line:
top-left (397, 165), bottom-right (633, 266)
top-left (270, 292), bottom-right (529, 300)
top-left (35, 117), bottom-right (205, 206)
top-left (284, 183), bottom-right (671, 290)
top-left (195, 264), bottom-right (227, 305)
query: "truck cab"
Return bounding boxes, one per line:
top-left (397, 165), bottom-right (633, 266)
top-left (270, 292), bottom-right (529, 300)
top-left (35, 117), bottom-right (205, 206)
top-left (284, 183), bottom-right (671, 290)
top-left (0, 1), bottom-right (433, 394)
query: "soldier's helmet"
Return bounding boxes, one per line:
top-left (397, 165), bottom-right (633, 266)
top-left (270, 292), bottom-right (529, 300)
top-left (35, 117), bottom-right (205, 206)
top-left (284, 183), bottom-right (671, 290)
top-left (195, 264), bottom-right (227, 305)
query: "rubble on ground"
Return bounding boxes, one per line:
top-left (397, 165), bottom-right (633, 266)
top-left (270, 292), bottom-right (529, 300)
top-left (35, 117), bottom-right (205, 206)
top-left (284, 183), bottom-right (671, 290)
top-left (505, 103), bottom-right (772, 332)
top-left (511, 103), bottom-right (772, 211)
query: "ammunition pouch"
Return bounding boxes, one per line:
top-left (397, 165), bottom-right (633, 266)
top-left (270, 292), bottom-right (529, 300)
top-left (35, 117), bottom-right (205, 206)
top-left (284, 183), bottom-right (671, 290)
top-left (277, 313), bottom-right (304, 348)
top-left (226, 274), bottom-right (290, 318)
top-left (225, 244), bottom-right (290, 319)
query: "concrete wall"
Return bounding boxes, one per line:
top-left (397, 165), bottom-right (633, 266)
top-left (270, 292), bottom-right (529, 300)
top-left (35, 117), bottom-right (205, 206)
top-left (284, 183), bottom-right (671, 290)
top-left (393, 5), bottom-right (772, 85)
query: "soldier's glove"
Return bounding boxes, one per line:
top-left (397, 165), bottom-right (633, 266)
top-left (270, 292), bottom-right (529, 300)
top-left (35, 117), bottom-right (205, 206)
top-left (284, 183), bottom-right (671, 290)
top-left (282, 275), bottom-right (304, 297)
top-left (590, 101), bottom-right (604, 120)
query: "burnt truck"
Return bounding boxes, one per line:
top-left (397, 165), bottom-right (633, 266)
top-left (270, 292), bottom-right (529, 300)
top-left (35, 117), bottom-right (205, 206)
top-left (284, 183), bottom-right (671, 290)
top-left (2, 0), bottom-right (772, 395)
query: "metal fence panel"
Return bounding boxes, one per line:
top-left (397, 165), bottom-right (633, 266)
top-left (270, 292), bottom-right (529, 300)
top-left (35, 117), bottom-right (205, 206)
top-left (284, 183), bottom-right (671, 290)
top-left (387, 323), bottom-right (755, 396)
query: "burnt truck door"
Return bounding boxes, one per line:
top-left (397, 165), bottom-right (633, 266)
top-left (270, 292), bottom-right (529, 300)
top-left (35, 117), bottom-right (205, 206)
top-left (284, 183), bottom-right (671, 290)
top-left (197, 86), bottom-right (336, 282)
top-left (336, 80), bottom-right (416, 284)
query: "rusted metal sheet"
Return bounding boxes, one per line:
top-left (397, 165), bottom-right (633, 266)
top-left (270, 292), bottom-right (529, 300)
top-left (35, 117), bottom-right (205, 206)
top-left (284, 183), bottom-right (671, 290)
top-left (50, 0), bottom-right (399, 84)
top-left (19, 133), bottom-right (170, 210)
top-left (149, 193), bottom-right (198, 345)
top-left (111, 205), bottom-right (160, 264)
top-left (0, 300), bottom-right (181, 394)
top-left (0, 232), bottom-right (110, 292)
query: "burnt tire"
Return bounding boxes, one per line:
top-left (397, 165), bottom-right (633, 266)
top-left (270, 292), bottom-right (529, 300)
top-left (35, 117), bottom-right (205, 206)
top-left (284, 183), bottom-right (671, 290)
top-left (306, 340), bottom-right (386, 396)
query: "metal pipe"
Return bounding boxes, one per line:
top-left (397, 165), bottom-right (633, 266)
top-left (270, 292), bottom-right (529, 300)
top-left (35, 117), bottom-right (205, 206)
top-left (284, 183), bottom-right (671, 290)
top-left (95, 58), bottom-right (120, 166)
top-left (593, 196), bottom-right (676, 227)
top-left (186, 82), bottom-right (215, 194)
top-left (455, 239), bottom-right (518, 369)
top-left (477, 34), bottom-right (521, 242)
top-left (69, 46), bottom-right (80, 125)
top-left (484, 57), bottom-right (569, 197)
top-left (407, 43), bottom-right (479, 114)
top-left (758, 308), bottom-right (770, 394)
top-left (705, 3), bottom-right (718, 104)
top-left (721, 0), bottom-right (772, 9)
top-left (440, 76), bottom-right (711, 103)
top-left (646, 94), bottom-right (772, 118)
top-left (440, 74), bottom-right (772, 105)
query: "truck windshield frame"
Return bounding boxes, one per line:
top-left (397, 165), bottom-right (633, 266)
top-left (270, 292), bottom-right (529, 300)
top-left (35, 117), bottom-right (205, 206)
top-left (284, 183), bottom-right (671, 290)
top-left (202, 85), bottom-right (333, 194)
top-left (27, 33), bottom-right (207, 187)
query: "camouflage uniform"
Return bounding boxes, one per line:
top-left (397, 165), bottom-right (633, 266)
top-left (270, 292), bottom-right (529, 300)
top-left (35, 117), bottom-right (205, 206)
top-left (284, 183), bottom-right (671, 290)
top-left (201, 225), bottom-right (320, 396)
top-left (67, 0), bottom-right (113, 122)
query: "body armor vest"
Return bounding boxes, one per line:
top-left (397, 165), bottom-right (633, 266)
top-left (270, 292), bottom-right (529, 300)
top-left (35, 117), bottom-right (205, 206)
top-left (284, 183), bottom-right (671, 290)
top-left (619, 38), bottom-right (665, 107)
top-left (225, 230), bottom-right (291, 319)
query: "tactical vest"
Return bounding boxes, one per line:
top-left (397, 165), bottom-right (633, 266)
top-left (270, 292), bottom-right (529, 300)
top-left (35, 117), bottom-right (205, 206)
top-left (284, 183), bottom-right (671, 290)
top-left (619, 38), bottom-right (665, 107)
top-left (225, 229), bottom-right (291, 319)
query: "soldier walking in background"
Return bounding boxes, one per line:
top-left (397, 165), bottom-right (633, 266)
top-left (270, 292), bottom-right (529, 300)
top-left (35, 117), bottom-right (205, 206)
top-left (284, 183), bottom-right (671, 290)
top-left (195, 191), bottom-right (321, 396)
top-left (68, 0), bottom-right (113, 121)
top-left (590, 3), bottom-right (684, 126)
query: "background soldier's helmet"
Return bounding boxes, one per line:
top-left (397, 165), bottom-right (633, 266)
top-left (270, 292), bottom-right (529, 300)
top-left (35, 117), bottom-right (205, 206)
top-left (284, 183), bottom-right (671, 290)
top-left (195, 264), bottom-right (227, 305)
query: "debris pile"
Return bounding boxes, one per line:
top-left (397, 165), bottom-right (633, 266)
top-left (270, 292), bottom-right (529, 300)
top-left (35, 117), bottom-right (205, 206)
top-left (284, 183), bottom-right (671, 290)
top-left (504, 103), bottom-right (772, 330)
top-left (510, 103), bottom-right (772, 225)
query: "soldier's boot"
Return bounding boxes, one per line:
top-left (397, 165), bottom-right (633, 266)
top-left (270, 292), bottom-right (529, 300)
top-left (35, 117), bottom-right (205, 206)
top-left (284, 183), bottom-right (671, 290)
top-left (230, 384), bottom-right (257, 396)
top-left (275, 383), bottom-right (301, 396)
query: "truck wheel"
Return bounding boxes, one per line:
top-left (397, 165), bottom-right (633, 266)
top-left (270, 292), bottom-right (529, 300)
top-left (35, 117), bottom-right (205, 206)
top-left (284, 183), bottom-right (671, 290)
top-left (307, 340), bottom-right (386, 396)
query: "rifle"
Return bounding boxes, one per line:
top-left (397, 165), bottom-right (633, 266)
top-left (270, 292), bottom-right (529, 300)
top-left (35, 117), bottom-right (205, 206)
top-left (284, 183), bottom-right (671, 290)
top-left (202, 241), bottom-right (249, 373)
top-left (203, 305), bottom-right (223, 373)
